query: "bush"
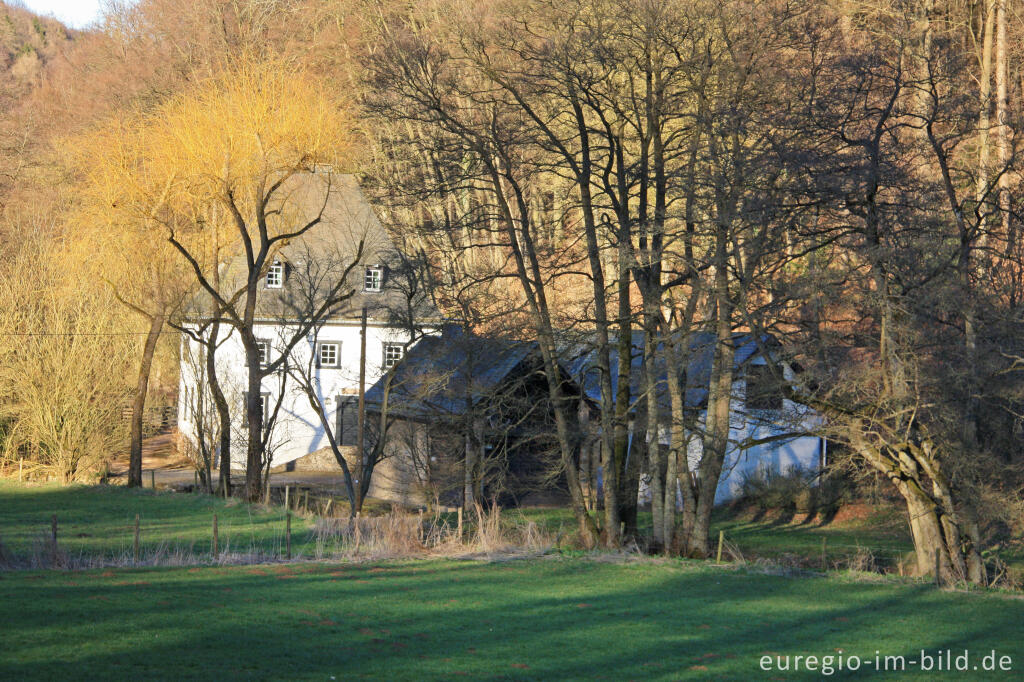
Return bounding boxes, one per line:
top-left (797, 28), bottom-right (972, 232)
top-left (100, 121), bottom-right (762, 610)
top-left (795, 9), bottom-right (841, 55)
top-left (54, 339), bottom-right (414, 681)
top-left (740, 468), bottom-right (818, 512)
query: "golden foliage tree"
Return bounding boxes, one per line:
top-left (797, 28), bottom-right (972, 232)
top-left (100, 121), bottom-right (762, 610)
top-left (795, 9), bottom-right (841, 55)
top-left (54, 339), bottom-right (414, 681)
top-left (81, 58), bottom-right (361, 500)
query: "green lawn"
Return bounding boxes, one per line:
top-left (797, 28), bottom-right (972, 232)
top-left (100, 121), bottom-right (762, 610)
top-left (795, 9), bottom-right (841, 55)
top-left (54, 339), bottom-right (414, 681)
top-left (2, 481), bottom-right (1023, 679)
top-left (1, 558), bottom-right (1022, 680)
top-left (0, 480), bottom-right (315, 563)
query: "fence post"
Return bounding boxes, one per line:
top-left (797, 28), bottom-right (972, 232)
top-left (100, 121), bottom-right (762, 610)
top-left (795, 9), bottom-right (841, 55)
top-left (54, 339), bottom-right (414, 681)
top-left (457, 506), bottom-right (463, 542)
top-left (212, 513), bottom-right (219, 561)
top-left (51, 513), bottom-right (57, 545)
top-left (286, 512), bottom-right (292, 560)
top-left (716, 531), bottom-right (724, 563)
top-left (133, 514), bottom-right (140, 565)
top-left (284, 486), bottom-right (290, 511)
top-left (150, 470), bottom-right (156, 490)
top-left (324, 498), bottom-right (333, 517)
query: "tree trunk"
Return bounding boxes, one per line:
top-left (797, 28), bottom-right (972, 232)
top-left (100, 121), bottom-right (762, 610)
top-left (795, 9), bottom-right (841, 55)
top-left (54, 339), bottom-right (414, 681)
top-left (663, 441), bottom-right (678, 552)
top-left (205, 321), bottom-right (232, 496)
top-left (689, 252), bottom-right (735, 556)
top-left (242, 332), bottom-right (264, 503)
top-left (464, 422), bottom-right (477, 507)
top-left (644, 327), bottom-right (665, 551)
top-left (128, 312), bottom-right (165, 488)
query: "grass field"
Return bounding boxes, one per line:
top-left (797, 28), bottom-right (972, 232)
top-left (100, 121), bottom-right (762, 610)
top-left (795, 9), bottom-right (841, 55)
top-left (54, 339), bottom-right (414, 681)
top-left (2, 480), bottom-right (1023, 679)
top-left (0, 480), bottom-right (315, 563)
top-left (2, 557), bottom-right (1023, 680)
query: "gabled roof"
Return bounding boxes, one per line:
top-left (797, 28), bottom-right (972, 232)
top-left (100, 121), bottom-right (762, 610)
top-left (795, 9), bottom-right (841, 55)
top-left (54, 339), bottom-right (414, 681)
top-left (564, 331), bottom-right (773, 411)
top-left (190, 171), bottom-right (438, 324)
top-left (365, 328), bottom-right (538, 419)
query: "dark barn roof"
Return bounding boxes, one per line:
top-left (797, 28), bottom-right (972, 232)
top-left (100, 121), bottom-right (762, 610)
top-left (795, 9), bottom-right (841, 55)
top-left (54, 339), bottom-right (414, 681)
top-left (564, 331), bottom-right (774, 412)
top-left (365, 328), bottom-right (538, 420)
top-left (367, 328), bottom-right (780, 421)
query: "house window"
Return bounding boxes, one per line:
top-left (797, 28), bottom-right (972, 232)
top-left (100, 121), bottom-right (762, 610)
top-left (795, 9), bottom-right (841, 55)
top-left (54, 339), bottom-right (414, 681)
top-left (256, 339), bottom-right (271, 368)
top-left (266, 261), bottom-right (284, 288)
top-left (336, 397), bottom-right (358, 446)
top-left (383, 343), bottom-right (404, 369)
top-left (242, 392), bottom-right (272, 428)
top-left (317, 342), bottom-right (340, 368)
top-left (364, 265), bottom-right (383, 292)
top-left (746, 364), bottom-right (783, 411)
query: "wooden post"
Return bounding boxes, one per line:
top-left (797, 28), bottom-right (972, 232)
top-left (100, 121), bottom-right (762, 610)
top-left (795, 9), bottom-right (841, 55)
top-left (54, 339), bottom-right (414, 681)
top-left (457, 506), bottom-right (463, 542)
top-left (194, 471), bottom-right (198, 489)
top-left (18, 458), bottom-right (23, 482)
top-left (324, 498), bottom-right (333, 518)
top-left (821, 537), bottom-right (827, 572)
top-left (212, 513), bottom-right (219, 560)
top-left (286, 512), bottom-right (292, 560)
top-left (418, 509), bottom-right (424, 543)
top-left (284, 485), bottom-right (290, 511)
top-left (133, 514), bottom-right (140, 565)
top-left (302, 490), bottom-right (308, 514)
top-left (716, 531), bottom-right (724, 563)
top-left (150, 470), bottom-right (156, 490)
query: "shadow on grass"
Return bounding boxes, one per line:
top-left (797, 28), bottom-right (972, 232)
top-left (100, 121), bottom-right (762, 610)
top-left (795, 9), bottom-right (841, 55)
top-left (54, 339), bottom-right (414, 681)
top-left (1, 559), bottom-right (1021, 680)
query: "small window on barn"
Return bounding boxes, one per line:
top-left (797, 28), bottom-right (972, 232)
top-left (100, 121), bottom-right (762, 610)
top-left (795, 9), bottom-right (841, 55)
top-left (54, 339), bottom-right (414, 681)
top-left (364, 265), bottom-right (383, 292)
top-left (746, 364), bottom-right (783, 411)
top-left (317, 342), bottom-right (340, 368)
top-left (336, 397), bottom-right (359, 446)
top-left (266, 261), bottom-right (284, 288)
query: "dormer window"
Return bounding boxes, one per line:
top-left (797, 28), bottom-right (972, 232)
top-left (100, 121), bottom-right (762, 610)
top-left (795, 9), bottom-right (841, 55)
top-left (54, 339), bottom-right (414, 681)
top-left (266, 261), bottom-right (284, 288)
top-left (364, 265), bottom-right (383, 292)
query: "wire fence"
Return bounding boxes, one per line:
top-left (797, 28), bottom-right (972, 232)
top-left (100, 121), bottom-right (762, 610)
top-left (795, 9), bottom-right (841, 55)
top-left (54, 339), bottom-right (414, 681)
top-left (1, 484), bottom-right (1018, 590)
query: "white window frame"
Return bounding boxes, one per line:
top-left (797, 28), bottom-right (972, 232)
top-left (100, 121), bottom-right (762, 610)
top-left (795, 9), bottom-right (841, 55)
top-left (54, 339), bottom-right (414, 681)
top-left (317, 342), bottom-right (340, 368)
top-left (256, 339), bottom-right (271, 368)
top-left (266, 261), bottom-right (284, 288)
top-left (383, 343), bottom-right (404, 369)
top-left (364, 265), bottom-right (383, 292)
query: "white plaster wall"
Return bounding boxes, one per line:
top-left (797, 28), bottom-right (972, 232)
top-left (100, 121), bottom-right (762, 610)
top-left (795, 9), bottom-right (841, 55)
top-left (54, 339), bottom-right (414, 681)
top-left (178, 320), bottom-right (427, 470)
top-left (634, 359), bottom-right (825, 507)
top-left (683, 360), bottom-right (825, 505)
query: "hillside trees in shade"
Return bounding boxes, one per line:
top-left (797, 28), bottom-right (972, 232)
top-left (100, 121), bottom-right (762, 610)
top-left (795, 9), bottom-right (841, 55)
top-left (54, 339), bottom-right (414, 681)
top-left (363, 0), bottom-right (837, 554)
top-left (364, 0), bottom-right (1024, 579)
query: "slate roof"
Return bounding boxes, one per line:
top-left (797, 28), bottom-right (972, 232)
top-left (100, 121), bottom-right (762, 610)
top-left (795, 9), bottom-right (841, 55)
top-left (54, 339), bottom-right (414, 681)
top-left (189, 171), bottom-right (438, 323)
top-left (563, 331), bottom-right (774, 412)
top-left (364, 327), bottom-right (538, 420)
top-left (367, 327), bottom-right (779, 420)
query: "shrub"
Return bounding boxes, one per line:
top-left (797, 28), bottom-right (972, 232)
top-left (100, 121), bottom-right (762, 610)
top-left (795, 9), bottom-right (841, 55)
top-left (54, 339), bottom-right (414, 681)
top-left (740, 467), bottom-right (817, 512)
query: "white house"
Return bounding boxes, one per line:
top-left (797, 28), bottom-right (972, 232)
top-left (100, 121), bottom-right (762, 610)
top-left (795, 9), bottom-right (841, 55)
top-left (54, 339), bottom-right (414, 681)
top-left (568, 332), bottom-right (826, 507)
top-left (177, 172), bottom-right (437, 478)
